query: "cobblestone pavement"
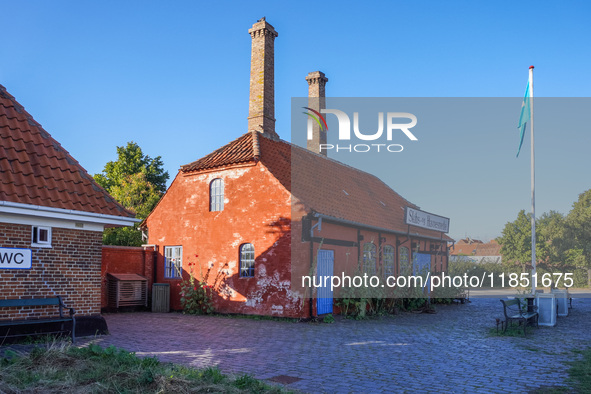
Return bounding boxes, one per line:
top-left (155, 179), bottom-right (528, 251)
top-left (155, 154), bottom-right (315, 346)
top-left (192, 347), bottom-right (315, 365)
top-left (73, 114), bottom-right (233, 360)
top-left (78, 298), bottom-right (591, 393)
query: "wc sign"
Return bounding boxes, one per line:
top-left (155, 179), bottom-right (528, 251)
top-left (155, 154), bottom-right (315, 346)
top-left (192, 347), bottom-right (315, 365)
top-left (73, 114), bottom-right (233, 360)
top-left (0, 247), bottom-right (32, 269)
top-left (304, 107), bottom-right (418, 153)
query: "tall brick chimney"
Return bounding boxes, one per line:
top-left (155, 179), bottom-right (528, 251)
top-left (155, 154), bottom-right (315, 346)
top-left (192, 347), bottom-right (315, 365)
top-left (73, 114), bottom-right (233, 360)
top-left (248, 17), bottom-right (278, 139)
top-left (306, 71), bottom-right (328, 155)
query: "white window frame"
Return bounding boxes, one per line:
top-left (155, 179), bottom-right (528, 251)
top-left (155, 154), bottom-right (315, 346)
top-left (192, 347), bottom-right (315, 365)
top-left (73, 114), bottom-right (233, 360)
top-left (399, 246), bottom-right (410, 275)
top-left (31, 226), bottom-right (52, 248)
top-left (383, 245), bottom-right (395, 277)
top-left (363, 242), bottom-right (376, 276)
top-left (210, 178), bottom-right (224, 212)
top-left (164, 246), bottom-right (183, 279)
top-left (239, 243), bottom-right (255, 277)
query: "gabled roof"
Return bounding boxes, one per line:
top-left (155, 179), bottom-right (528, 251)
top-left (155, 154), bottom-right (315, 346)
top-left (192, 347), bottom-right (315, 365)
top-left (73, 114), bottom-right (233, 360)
top-left (0, 84), bottom-right (135, 218)
top-left (181, 131), bottom-right (260, 172)
top-left (179, 131), bottom-right (452, 241)
top-left (451, 240), bottom-right (500, 256)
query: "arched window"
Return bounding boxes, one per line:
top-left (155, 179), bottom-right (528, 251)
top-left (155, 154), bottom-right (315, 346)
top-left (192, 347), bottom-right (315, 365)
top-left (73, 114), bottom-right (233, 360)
top-left (383, 245), bottom-right (395, 277)
top-left (363, 243), bottom-right (377, 275)
top-left (240, 243), bottom-right (255, 277)
top-left (210, 178), bottom-right (224, 211)
top-left (399, 246), bottom-right (410, 275)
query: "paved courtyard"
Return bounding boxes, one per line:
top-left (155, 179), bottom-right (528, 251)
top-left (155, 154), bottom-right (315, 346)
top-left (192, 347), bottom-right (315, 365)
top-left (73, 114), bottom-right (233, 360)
top-left (79, 298), bottom-right (591, 393)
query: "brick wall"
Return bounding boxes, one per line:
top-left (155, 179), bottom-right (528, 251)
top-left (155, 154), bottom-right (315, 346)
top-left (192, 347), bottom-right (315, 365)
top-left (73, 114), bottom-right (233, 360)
top-left (101, 245), bottom-right (155, 309)
top-left (145, 162), bottom-right (304, 317)
top-left (0, 222), bottom-right (102, 320)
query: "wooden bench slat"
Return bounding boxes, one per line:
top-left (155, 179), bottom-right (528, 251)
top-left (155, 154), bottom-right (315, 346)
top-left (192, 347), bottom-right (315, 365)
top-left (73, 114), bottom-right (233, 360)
top-left (1, 318), bottom-right (73, 326)
top-left (0, 298), bottom-right (60, 307)
top-left (0, 296), bottom-right (76, 342)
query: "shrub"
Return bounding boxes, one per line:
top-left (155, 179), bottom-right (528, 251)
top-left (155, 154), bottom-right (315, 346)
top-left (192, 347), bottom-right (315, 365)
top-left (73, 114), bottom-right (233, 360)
top-left (179, 255), bottom-right (214, 315)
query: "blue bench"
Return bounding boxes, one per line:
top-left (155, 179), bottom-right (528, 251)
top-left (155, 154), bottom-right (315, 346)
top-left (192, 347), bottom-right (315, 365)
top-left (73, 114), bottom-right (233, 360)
top-left (0, 296), bottom-right (76, 342)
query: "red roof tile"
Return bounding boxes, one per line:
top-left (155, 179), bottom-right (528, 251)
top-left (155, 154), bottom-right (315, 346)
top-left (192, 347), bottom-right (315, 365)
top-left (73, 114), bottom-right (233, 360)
top-left (180, 131), bottom-right (452, 241)
top-left (451, 240), bottom-right (501, 256)
top-left (0, 84), bottom-right (134, 218)
top-left (181, 131), bottom-right (259, 172)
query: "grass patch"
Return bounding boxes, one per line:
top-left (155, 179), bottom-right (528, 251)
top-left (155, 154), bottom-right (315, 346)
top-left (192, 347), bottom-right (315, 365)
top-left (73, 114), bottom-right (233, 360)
top-left (568, 348), bottom-right (591, 393)
top-left (322, 314), bottom-right (335, 324)
top-left (488, 323), bottom-right (535, 338)
top-left (0, 341), bottom-right (289, 393)
top-left (527, 348), bottom-right (591, 393)
top-left (1, 333), bottom-right (69, 346)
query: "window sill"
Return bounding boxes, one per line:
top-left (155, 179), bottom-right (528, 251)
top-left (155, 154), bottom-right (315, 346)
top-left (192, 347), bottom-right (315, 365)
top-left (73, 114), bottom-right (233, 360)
top-left (31, 243), bottom-right (52, 249)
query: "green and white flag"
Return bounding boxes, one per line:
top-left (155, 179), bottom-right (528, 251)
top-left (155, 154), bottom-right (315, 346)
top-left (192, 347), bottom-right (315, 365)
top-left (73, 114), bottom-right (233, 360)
top-left (517, 80), bottom-right (532, 157)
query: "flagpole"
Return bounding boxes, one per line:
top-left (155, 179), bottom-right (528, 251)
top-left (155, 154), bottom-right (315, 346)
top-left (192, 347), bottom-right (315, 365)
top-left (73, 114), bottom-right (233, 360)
top-left (529, 65), bottom-right (536, 294)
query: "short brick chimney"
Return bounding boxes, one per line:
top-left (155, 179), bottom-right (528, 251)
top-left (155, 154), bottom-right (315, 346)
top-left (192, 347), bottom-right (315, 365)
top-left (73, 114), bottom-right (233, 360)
top-left (248, 17), bottom-right (278, 139)
top-left (306, 71), bottom-right (328, 155)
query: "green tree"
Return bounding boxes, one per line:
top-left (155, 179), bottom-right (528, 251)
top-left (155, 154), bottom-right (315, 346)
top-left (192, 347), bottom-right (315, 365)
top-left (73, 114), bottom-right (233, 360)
top-left (497, 210), bottom-right (536, 272)
top-left (565, 189), bottom-right (591, 286)
top-left (536, 210), bottom-right (567, 271)
top-left (497, 210), bottom-right (567, 272)
top-left (94, 142), bottom-right (168, 194)
top-left (94, 142), bottom-right (169, 246)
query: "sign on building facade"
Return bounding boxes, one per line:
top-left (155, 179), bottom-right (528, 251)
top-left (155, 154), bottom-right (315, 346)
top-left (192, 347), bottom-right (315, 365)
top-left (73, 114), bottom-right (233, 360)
top-left (0, 247), bottom-right (32, 269)
top-left (404, 207), bottom-right (450, 233)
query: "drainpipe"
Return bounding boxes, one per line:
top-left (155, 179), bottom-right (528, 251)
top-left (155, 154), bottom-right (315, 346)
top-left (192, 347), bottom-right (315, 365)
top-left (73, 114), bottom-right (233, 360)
top-left (310, 216), bottom-right (322, 236)
top-left (309, 237), bottom-right (314, 319)
top-left (357, 229), bottom-right (362, 269)
top-left (142, 244), bottom-right (158, 284)
top-left (153, 249), bottom-right (158, 284)
top-left (309, 216), bottom-right (322, 319)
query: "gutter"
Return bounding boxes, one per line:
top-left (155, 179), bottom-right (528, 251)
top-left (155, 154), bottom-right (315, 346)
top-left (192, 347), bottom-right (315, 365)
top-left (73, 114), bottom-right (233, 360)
top-left (0, 200), bottom-right (140, 227)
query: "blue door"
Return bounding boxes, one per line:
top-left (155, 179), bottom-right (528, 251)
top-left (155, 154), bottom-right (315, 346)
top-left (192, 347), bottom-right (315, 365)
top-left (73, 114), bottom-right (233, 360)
top-left (316, 250), bottom-right (334, 315)
top-left (413, 253), bottom-right (432, 292)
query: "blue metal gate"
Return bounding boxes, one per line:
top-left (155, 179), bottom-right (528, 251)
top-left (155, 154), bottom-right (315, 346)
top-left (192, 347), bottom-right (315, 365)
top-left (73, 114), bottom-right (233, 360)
top-left (316, 249), bottom-right (334, 315)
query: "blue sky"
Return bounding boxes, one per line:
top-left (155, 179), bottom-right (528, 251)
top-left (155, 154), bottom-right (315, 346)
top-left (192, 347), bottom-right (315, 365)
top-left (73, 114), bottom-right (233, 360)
top-left (2, 1), bottom-right (590, 241)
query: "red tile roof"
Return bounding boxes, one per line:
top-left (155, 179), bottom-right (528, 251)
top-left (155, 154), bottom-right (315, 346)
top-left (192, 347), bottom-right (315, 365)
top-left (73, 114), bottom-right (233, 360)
top-left (181, 131), bottom-right (259, 172)
top-left (180, 131), bottom-right (452, 241)
top-left (451, 240), bottom-right (501, 256)
top-left (0, 84), bottom-right (134, 218)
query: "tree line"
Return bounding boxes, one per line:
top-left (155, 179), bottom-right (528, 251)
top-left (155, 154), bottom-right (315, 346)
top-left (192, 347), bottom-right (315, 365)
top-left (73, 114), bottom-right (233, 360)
top-left (497, 189), bottom-right (591, 287)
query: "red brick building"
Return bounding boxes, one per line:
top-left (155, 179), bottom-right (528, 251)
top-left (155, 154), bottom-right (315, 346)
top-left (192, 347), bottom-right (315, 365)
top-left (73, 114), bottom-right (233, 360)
top-left (450, 238), bottom-right (502, 264)
top-left (143, 19), bottom-right (453, 318)
top-left (0, 84), bottom-right (137, 333)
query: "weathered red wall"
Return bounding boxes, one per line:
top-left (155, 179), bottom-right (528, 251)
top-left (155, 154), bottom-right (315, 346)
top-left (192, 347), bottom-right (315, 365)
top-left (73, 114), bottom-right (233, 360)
top-left (0, 222), bottom-right (102, 319)
top-left (145, 162), bottom-right (304, 318)
top-left (292, 219), bottom-right (449, 316)
top-left (100, 245), bottom-right (155, 309)
top-left (145, 161), bottom-right (450, 318)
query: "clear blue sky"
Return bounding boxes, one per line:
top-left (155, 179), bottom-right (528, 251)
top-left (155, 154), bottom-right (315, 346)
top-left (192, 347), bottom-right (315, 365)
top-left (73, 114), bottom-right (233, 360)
top-left (2, 1), bottom-right (590, 241)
